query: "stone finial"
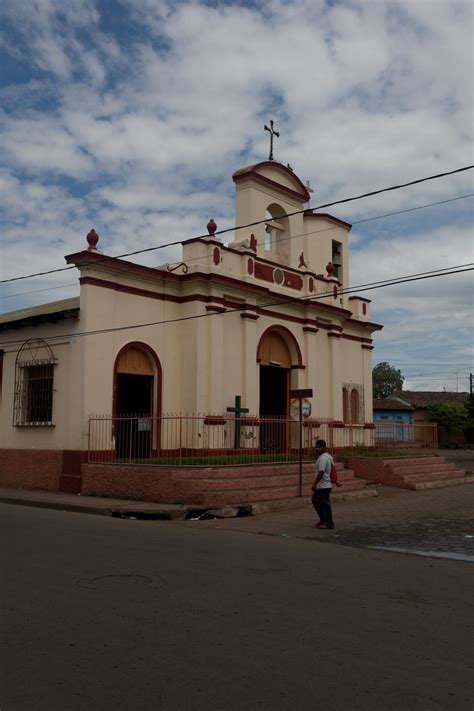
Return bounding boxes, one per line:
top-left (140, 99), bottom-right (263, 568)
top-left (326, 261), bottom-right (335, 276)
top-left (207, 219), bottom-right (217, 236)
top-left (298, 251), bottom-right (308, 269)
top-left (87, 229), bottom-right (100, 251)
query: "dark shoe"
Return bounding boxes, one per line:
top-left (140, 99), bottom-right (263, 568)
top-left (316, 523), bottom-right (329, 529)
top-left (327, 523), bottom-right (335, 529)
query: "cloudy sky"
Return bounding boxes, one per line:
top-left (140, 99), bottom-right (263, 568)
top-left (0, 0), bottom-right (473, 392)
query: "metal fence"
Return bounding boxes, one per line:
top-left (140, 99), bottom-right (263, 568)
top-left (88, 414), bottom-right (438, 466)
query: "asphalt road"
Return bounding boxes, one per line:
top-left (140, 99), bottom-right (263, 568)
top-left (1, 503), bottom-right (473, 711)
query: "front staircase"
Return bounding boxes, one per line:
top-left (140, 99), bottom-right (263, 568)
top-left (172, 461), bottom-right (372, 506)
top-left (346, 455), bottom-right (474, 490)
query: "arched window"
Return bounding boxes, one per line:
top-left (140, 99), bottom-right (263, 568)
top-left (350, 388), bottom-right (360, 424)
top-left (14, 339), bottom-right (57, 426)
top-left (342, 387), bottom-right (349, 423)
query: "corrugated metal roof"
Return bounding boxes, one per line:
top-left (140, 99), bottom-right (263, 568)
top-left (373, 398), bottom-right (413, 411)
top-left (392, 391), bottom-right (469, 408)
top-left (0, 297), bottom-right (80, 325)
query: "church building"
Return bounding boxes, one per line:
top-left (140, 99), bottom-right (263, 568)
top-left (0, 158), bottom-right (382, 496)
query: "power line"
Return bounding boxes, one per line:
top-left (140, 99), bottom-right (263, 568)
top-left (2, 192), bottom-right (472, 302)
top-left (1, 262), bottom-right (472, 349)
top-left (2, 191), bottom-right (473, 302)
top-left (403, 368), bottom-right (472, 378)
top-left (1, 165), bottom-right (473, 285)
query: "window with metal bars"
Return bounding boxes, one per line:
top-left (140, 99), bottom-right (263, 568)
top-left (14, 339), bottom-right (56, 426)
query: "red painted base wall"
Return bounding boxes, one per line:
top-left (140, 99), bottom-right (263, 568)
top-left (0, 449), bottom-right (84, 492)
top-left (82, 464), bottom-right (183, 502)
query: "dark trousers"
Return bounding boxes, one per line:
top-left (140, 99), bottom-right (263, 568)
top-left (312, 488), bottom-right (334, 527)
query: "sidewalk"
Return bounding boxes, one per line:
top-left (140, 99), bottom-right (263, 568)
top-left (1, 475), bottom-right (473, 529)
top-left (0, 481), bottom-right (378, 520)
top-left (0, 487), bottom-right (192, 519)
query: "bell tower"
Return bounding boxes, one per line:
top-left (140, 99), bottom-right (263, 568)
top-left (232, 161), bottom-right (310, 267)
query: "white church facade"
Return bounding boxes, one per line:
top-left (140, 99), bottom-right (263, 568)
top-left (0, 160), bottom-right (382, 495)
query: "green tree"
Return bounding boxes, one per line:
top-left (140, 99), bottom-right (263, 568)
top-left (372, 362), bottom-right (404, 399)
top-left (427, 402), bottom-right (468, 446)
top-left (464, 394), bottom-right (474, 438)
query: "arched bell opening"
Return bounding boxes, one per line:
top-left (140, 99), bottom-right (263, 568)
top-left (264, 203), bottom-right (290, 261)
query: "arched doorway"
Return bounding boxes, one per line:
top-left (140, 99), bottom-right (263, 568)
top-left (257, 328), bottom-right (300, 453)
top-left (113, 343), bottom-right (161, 459)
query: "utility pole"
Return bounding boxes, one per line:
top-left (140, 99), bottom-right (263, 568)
top-left (470, 372), bottom-right (473, 395)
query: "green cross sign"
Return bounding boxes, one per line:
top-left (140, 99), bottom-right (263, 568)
top-left (226, 395), bottom-right (250, 449)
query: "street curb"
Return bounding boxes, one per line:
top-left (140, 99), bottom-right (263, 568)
top-left (0, 485), bottom-right (379, 520)
top-left (243, 486), bottom-right (379, 515)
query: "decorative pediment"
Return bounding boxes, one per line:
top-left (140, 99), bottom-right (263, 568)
top-left (233, 161), bottom-right (310, 204)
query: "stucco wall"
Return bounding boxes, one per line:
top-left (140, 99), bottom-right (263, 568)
top-left (0, 320), bottom-right (83, 450)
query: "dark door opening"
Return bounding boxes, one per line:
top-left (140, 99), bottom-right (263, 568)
top-left (259, 365), bottom-right (288, 453)
top-left (116, 373), bottom-right (153, 459)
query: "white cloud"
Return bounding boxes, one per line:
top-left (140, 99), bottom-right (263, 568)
top-left (0, 0), bottom-right (472, 390)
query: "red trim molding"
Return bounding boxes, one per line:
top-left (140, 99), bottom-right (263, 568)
top-left (241, 417), bottom-right (260, 426)
top-left (203, 416), bottom-right (226, 425)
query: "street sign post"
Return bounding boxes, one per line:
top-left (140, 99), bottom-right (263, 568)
top-left (290, 389), bottom-right (313, 496)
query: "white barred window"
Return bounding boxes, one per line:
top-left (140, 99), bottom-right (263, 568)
top-left (14, 339), bottom-right (57, 426)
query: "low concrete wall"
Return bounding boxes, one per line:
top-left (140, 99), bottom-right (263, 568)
top-left (81, 462), bottom-right (317, 503)
top-left (82, 464), bottom-right (186, 503)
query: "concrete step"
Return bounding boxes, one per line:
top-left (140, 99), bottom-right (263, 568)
top-left (336, 469), bottom-right (357, 481)
top-left (381, 456), bottom-right (443, 467)
top-left (174, 464), bottom-right (356, 482)
top-left (244, 487), bottom-right (378, 514)
top-left (401, 469), bottom-right (466, 484)
top-left (172, 464), bottom-right (314, 480)
top-left (407, 474), bottom-right (474, 491)
top-left (189, 477), bottom-right (369, 505)
top-left (190, 486), bottom-right (300, 505)
top-left (182, 471), bottom-right (363, 494)
top-left (180, 473), bottom-right (313, 492)
top-left (389, 462), bottom-right (456, 476)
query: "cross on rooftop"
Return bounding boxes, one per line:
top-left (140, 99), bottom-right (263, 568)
top-left (264, 120), bottom-right (279, 161)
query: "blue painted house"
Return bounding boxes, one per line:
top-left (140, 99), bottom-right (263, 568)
top-left (373, 398), bottom-right (413, 441)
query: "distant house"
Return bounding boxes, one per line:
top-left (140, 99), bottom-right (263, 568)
top-left (392, 391), bottom-right (469, 423)
top-left (392, 391), bottom-right (470, 446)
top-left (373, 398), bottom-right (413, 424)
top-left (373, 398), bottom-right (413, 442)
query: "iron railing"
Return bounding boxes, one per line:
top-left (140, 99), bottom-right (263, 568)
top-left (88, 414), bottom-right (438, 466)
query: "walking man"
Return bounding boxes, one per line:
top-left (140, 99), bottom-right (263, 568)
top-left (311, 439), bottom-right (334, 530)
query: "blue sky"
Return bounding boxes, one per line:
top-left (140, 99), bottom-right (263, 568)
top-left (0, 0), bottom-right (473, 391)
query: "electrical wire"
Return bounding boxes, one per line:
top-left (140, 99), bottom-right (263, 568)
top-left (1, 165), bottom-right (473, 285)
top-left (1, 190), bottom-right (473, 301)
top-left (1, 262), bottom-right (472, 349)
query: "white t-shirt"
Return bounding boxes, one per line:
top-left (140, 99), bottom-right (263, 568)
top-left (315, 451), bottom-right (333, 489)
